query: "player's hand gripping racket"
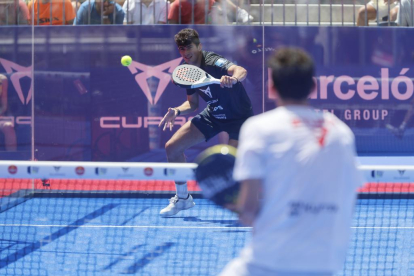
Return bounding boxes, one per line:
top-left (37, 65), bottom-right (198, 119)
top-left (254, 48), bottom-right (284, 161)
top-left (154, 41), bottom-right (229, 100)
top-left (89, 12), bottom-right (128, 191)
top-left (195, 145), bottom-right (240, 211)
top-left (172, 64), bottom-right (221, 89)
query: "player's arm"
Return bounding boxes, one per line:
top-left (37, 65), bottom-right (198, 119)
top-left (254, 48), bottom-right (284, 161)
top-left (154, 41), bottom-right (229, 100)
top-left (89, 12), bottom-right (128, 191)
top-left (231, 118), bottom-right (264, 226)
top-left (158, 93), bottom-right (199, 131)
top-left (167, 2), bottom-right (178, 24)
top-left (220, 64), bottom-right (247, 88)
top-left (175, 92), bottom-right (199, 115)
top-left (236, 179), bottom-right (262, 226)
top-left (65, 1), bottom-right (75, 25)
top-left (228, 64), bottom-right (247, 82)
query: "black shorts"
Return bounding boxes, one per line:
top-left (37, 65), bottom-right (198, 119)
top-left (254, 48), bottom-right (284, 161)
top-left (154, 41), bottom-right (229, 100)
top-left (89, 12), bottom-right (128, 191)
top-left (191, 109), bottom-right (252, 141)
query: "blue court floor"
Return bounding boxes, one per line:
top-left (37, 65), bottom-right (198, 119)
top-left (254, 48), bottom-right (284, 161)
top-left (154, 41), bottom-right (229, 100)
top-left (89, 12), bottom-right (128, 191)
top-left (0, 196), bottom-right (413, 275)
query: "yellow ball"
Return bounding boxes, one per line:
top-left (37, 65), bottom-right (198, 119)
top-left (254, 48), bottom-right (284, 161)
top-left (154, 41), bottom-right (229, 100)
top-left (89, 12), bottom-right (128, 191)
top-left (121, 55), bottom-right (132, 66)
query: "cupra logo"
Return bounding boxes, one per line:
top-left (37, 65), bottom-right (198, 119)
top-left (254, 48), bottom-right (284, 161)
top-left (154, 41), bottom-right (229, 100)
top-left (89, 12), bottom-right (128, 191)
top-left (126, 57), bottom-right (183, 105)
top-left (0, 59), bottom-right (32, 105)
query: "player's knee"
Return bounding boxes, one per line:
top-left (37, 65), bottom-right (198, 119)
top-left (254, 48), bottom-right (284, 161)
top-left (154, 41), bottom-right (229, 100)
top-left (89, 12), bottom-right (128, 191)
top-left (1, 122), bottom-right (14, 132)
top-left (165, 140), bottom-right (181, 158)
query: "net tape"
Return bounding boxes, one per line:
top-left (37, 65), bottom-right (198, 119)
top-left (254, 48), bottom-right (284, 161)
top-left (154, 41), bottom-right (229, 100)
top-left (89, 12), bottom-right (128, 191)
top-left (1, 161), bottom-right (414, 183)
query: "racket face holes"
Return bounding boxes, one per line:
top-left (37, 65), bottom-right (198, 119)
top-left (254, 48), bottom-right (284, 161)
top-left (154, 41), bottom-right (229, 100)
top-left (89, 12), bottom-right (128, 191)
top-left (173, 66), bottom-right (206, 85)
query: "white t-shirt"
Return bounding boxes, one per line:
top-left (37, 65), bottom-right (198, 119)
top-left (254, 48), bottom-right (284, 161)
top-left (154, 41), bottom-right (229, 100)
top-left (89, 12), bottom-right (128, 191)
top-left (122, 0), bottom-right (168, 24)
top-left (397, 0), bottom-right (413, 26)
top-left (367, 1), bottom-right (398, 19)
top-left (233, 105), bottom-right (364, 273)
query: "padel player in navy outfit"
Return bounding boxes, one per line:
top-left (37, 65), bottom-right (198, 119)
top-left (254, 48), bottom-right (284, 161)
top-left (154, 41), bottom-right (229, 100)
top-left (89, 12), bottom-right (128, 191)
top-left (158, 28), bottom-right (253, 217)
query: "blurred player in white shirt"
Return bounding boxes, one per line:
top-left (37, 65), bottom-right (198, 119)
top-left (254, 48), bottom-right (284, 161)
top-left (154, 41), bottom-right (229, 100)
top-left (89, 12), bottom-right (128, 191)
top-left (220, 48), bottom-right (365, 276)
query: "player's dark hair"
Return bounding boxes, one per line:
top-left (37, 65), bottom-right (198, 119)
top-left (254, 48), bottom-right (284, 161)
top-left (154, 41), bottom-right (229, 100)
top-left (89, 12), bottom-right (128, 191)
top-left (268, 48), bottom-right (315, 101)
top-left (175, 28), bottom-right (200, 47)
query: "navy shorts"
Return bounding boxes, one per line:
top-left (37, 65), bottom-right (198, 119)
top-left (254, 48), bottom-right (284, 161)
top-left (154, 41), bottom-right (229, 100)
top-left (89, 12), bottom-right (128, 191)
top-left (191, 109), bottom-right (252, 141)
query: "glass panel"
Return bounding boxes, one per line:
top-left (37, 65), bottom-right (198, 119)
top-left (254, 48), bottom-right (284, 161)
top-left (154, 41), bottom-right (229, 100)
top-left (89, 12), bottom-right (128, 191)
top-left (0, 0), bottom-right (34, 213)
top-left (0, 11), bottom-right (32, 160)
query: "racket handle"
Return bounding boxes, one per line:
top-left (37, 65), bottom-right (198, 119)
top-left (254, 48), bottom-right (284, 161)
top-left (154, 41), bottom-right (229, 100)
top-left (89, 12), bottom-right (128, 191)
top-left (191, 78), bottom-right (221, 89)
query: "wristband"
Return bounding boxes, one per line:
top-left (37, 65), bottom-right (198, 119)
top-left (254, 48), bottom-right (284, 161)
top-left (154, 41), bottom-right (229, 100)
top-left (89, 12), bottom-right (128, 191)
top-left (233, 77), bottom-right (239, 83)
top-left (174, 108), bottom-right (181, 116)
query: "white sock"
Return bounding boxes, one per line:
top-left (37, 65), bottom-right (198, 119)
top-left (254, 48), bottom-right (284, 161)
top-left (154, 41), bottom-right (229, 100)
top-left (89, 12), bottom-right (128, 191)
top-left (176, 183), bottom-right (188, 199)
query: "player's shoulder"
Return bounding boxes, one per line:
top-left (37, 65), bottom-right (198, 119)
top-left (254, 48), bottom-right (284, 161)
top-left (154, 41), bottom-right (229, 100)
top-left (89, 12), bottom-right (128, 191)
top-left (203, 51), bottom-right (231, 67)
top-left (203, 50), bottom-right (223, 61)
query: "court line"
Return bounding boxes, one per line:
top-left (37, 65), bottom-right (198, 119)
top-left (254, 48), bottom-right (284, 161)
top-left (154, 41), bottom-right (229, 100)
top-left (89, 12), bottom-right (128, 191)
top-left (0, 224), bottom-right (414, 229)
top-left (0, 224), bottom-right (252, 230)
top-left (352, 227), bottom-right (414, 229)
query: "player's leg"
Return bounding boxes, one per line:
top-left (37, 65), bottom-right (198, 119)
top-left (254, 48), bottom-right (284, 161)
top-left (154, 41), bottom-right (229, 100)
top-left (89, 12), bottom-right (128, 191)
top-left (357, 3), bottom-right (377, 26)
top-left (218, 132), bottom-right (229, 144)
top-left (228, 139), bottom-right (238, 148)
top-left (160, 121), bottom-right (206, 217)
top-left (0, 122), bottom-right (17, 151)
top-left (165, 121), bottom-right (205, 163)
top-left (399, 98), bottom-right (414, 130)
top-left (386, 98), bottom-right (414, 138)
top-left (224, 116), bottom-right (251, 148)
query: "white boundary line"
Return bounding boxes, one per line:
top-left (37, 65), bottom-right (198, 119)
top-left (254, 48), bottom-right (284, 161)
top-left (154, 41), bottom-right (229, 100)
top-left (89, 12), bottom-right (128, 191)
top-left (0, 224), bottom-right (252, 230)
top-left (352, 226), bottom-right (414, 229)
top-left (0, 224), bottom-right (413, 229)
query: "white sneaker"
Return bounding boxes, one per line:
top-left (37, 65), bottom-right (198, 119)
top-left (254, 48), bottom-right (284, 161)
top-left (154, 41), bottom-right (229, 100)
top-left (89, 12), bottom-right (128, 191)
top-left (236, 7), bottom-right (254, 23)
top-left (159, 195), bottom-right (195, 217)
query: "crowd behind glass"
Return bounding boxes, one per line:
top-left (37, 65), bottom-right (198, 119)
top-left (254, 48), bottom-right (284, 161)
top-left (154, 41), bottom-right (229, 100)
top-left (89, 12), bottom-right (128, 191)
top-left (0, 0), bottom-right (411, 26)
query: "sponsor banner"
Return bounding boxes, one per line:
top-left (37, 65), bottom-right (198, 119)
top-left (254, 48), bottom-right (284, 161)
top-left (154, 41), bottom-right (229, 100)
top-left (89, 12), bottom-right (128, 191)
top-left (1, 26), bottom-right (413, 162)
top-left (0, 161), bottom-right (196, 181)
top-left (263, 26), bottom-right (414, 155)
top-left (363, 168), bottom-right (414, 183)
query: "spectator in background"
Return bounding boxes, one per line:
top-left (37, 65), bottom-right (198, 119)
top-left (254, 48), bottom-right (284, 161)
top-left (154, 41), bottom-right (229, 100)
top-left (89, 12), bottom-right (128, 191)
top-left (357, 0), bottom-right (398, 26)
top-left (122, 0), bottom-right (168, 24)
top-left (168, 0), bottom-right (252, 24)
top-left (0, 0), bottom-right (30, 25)
top-left (28, 0), bottom-right (76, 25)
top-left (168, 0), bottom-right (214, 24)
top-left (0, 75), bottom-right (17, 151)
top-left (397, 0), bottom-right (414, 26)
top-left (211, 0), bottom-right (253, 24)
top-left (71, 0), bottom-right (84, 12)
top-left (74, 0), bottom-right (125, 24)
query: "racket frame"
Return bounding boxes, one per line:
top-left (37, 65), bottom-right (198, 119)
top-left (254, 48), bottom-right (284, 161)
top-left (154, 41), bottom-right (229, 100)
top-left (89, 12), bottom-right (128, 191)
top-left (172, 64), bottom-right (221, 89)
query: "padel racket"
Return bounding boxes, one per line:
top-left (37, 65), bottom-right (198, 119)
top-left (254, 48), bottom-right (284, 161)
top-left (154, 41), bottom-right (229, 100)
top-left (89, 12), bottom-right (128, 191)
top-left (172, 64), bottom-right (221, 89)
top-left (195, 145), bottom-right (240, 209)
